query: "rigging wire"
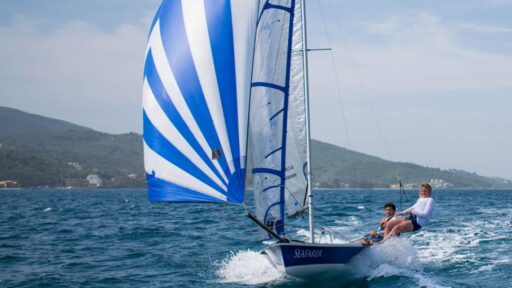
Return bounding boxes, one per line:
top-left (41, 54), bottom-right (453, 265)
top-left (315, 0), bottom-right (356, 187)
top-left (324, 0), bottom-right (394, 163)
top-left (316, 0), bottom-right (352, 150)
top-left (320, 0), bottom-right (406, 206)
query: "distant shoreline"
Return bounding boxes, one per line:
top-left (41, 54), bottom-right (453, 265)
top-left (2, 187), bottom-right (511, 191)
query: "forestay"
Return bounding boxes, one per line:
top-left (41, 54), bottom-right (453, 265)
top-left (142, 0), bottom-right (259, 203)
top-left (249, 0), bottom-right (308, 237)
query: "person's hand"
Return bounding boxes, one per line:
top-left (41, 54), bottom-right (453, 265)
top-left (369, 231), bottom-right (377, 237)
top-left (403, 210), bottom-right (412, 215)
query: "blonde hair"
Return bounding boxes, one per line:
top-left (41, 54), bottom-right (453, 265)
top-left (419, 183), bottom-right (432, 197)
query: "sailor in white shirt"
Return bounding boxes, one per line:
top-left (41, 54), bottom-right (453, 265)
top-left (382, 183), bottom-right (436, 242)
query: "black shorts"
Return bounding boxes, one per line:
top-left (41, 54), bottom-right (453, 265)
top-left (409, 215), bottom-right (422, 231)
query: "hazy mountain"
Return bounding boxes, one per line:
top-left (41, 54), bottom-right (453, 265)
top-left (310, 140), bottom-right (511, 188)
top-left (1, 106), bottom-right (510, 188)
top-left (0, 106), bottom-right (144, 187)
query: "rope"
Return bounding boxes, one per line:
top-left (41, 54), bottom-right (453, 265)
top-left (399, 180), bottom-right (403, 211)
top-left (242, 203), bottom-right (250, 216)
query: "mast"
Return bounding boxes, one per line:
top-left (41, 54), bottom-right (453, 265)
top-left (300, 0), bottom-right (315, 243)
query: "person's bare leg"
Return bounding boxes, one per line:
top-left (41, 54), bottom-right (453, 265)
top-left (383, 218), bottom-right (405, 238)
top-left (383, 221), bottom-right (413, 241)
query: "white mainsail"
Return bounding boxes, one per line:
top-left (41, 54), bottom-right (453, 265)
top-left (249, 0), bottom-right (308, 237)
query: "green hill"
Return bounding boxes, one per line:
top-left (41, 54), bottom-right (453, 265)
top-left (1, 106), bottom-right (510, 188)
top-left (0, 106), bottom-right (144, 187)
top-left (310, 140), bottom-right (511, 188)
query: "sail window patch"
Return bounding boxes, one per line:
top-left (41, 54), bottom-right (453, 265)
top-left (212, 148), bottom-right (222, 160)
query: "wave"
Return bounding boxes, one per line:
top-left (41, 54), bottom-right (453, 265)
top-left (215, 250), bottom-right (286, 285)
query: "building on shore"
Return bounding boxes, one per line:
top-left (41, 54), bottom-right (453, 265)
top-left (391, 179), bottom-right (453, 189)
top-left (0, 180), bottom-right (19, 188)
top-left (86, 174), bottom-right (103, 187)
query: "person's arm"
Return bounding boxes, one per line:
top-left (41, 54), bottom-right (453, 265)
top-left (398, 202), bottom-right (416, 215)
top-left (412, 198), bottom-right (435, 218)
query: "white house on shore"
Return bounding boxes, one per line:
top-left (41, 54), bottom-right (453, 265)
top-left (390, 179), bottom-right (453, 189)
top-left (86, 174), bottom-right (103, 187)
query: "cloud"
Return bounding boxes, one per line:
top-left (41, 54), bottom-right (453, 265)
top-left (308, 10), bottom-right (512, 179)
top-left (329, 12), bottom-right (512, 96)
top-left (0, 15), bottom-right (149, 133)
top-left (488, 0), bottom-right (512, 5)
top-left (456, 23), bottom-right (512, 34)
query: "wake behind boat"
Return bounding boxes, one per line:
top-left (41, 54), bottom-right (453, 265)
top-left (142, 0), bottom-right (366, 279)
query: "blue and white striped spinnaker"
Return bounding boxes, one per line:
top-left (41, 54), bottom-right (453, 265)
top-left (142, 0), bottom-right (259, 203)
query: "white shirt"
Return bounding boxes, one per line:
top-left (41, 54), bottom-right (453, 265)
top-left (406, 197), bottom-right (435, 227)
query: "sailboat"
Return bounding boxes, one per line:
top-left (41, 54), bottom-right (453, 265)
top-left (142, 0), bottom-right (365, 279)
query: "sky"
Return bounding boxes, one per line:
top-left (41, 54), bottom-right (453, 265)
top-left (1, 0), bottom-right (511, 180)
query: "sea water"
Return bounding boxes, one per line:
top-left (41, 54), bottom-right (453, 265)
top-left (0, 189), bottom-right (510, 287)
